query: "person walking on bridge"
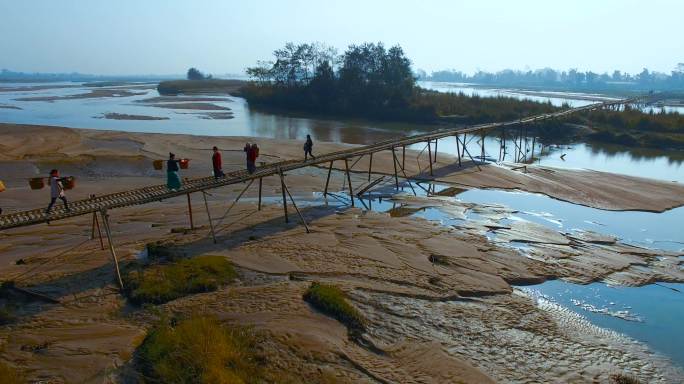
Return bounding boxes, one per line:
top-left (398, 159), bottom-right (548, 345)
top-left (212, 146), bottom-right (224, 179)
top-left (244, 142), bottom-right (258, 174)
top-left (167, 153), bottom-right (182, 191)
top-left (304, 134), bottom-right (315, 161)
top-left (46, 169), bottom-right (70, 214)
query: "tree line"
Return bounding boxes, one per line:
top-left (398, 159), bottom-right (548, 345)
top-left (419, 65), bottom-right (684, 92)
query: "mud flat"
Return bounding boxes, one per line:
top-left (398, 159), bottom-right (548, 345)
top-left (14, 88), bottom-right (147, 102)
top-left (149, 102), bottom-right (231, 111)
top-left (1, 122), bottom-right (683, 382)
top-left (96, 112), bottom-right (169, 121)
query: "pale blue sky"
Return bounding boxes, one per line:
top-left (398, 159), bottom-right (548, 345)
top-left (1, 0), bottom-right (682, 76)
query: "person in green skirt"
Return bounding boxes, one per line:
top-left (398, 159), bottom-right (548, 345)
top-left (167, 152), bottom-right (182, 191)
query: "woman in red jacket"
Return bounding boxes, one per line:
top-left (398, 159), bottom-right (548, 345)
top-left (212, 146), bottom-right (224, 178)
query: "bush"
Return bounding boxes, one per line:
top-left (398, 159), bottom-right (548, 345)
top-left (303, 282), bottom-right (365, 332)
top-left (138, 315), bottom-right (264, 384)
top-left (0, 361), bottom-right (24, 384)
top-left (124, 256), bottom-right (237, 305)
top-left (157, 79), bottom-right (244, 95)
top-left (610, 373), bottom-right (641, 384)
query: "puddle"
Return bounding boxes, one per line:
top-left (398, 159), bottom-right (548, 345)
top-left (520, 280), bottom-right (684, 369)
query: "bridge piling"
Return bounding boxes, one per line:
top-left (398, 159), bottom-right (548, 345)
top-left (90, 211), bottom-right (104, 250)
top-left (402, 146), bottom-right (406, 170)
top-left (278, 169), bottom-right (289, 223)
top-left (392, 150), bottom-right (417, 196)
top-left (281, 174), bottom-right (310, 233)
top-left (324, 161), bottom-right (334, 195)
top-left (427, 141), bottom-right (434, 176)
top-left (344, 158), bottom-right (354, 207)
top-left (368, 153), bottom-right (373, 182)
top-left (100, 209), bottom-right (124, 291)
top-left (461, 133), bottom-right (467, 158)
top-left (455, 135), bottom-right (462, 167)
top-left (392, 147), bottom-right (400, 189)
top-left (202, 191), bottom-right (217, 244)
top-left (433, 139), bottom-right (438, 163)
top-left (258, 177), bottom-right (263, 211)
top-left (186, 193), bottom-right (194, 230)
top-left (481, 133), bottom-right (485, 162)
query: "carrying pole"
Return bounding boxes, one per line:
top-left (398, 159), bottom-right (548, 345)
top-left (202, 191), bottom-right (217, 244)
top-left (100, 209), bottom-right (124, 291)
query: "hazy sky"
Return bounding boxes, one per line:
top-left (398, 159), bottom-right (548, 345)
top-left (1, 0), bottom-right (682, 76)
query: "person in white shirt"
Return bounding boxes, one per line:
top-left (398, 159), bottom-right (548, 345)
top-left (46, 169), bottom-right (70, 214)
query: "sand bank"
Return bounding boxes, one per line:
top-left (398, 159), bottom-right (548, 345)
top-left (14, 89), bottom-right (147, 102)
top-left (1, 122), bottom-right (683, 382)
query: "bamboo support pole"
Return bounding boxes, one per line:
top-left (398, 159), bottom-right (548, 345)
top-left (280, 174), bottom-right (310, 233)
top-left (344, 158), bottom-right (354, 207)
top-left (202, 191), bottom-right (217, 244)
top-left (324, 161), bottom-right (333, 195)
top-left (100, 209), bottom-right (124, 291)
top-left (279, 168), bottom-right (289, 223)
top-left (186, 193), bottom-right (194, 229)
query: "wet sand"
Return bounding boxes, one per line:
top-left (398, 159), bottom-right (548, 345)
top-left (97, 112), bottom-right (169, 121)
top-left (1, 123), bottom-right (683, 382)
top-left (14, 89), bottom-right (147, 102)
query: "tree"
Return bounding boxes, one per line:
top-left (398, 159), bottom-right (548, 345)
top-left (187, 67), bottom-right (210, 80)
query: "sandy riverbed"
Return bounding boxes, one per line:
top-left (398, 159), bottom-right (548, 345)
top-left (0, 123), bottom-right (683, 383)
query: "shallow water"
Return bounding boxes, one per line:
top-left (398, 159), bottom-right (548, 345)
top-left (520, 280), bottom-right (684, 369)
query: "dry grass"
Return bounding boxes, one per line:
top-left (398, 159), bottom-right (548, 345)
top-left (137, 315), bottom-right (264, 384)
top-left (0, 360), bottom-right (24, 384)
top-left (123, 256), bottom-right (237, 305)
top-left (610, 373), bottom-right (642, 384)
top-left (303, 282), bottom-right (365, 332)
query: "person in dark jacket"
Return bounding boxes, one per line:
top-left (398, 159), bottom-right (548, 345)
top-left (304, 134), bottom-right (315, 160)
top-left (167, 153), bottom-right (182, 190)
top-left (244, 143), bottom-right (257, 174)
top-left (212, 146), bottom-right (224, 178)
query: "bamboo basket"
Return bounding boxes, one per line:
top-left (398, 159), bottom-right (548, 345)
top-left (63, 176), bottom-right (76, 190)
top-left (153, 160), bottom-right (164, 170)
top-left (29, 178), bottom-right (45, 190)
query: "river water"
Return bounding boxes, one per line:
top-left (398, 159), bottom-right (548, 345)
top-left (1, 81), bottom-right (683, 369)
